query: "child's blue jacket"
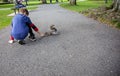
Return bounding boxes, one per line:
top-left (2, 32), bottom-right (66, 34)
top-left (11, 14), bottom-right (32, 40)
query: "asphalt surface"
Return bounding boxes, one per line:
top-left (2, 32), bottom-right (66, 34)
top-left (0, 4), bottom-right (120, 76)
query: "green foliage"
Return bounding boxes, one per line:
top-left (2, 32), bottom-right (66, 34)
top-left (116, 22), bottom-right (120, 28)
top-left (112, 19), bottom-right (118, 23)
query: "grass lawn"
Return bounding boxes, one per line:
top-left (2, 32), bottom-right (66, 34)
top-left (60, 1), bottom-right (112, 12)
top-left (0, 10), bottom-right (13, 29)
top-left (0, 1), bottom-right (40, 30)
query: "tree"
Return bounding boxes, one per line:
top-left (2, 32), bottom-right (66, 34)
top-left (56, 0), bottom-right (58, 3)
top-left (50, 0), bottom-right (52, 3)
top-left (70, 0), bottom-right (76, 5)
top-left (105, 0), bottom-right (108, 3)
top-left (111, 0), bottom-right (120, 12)
top-left (41, 0), bottom-right (47, 4)
top-left (25, 0), bottom-right (28, 6)
top-left (50, 0), bottom-right (58, 4)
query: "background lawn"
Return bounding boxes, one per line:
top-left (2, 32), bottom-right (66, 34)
top-left (0, 1), bottom-right (40, 30)
top-left (60, 1), bottom-right (112, 12)
top-left (0, 10), bottom-right (13, 29)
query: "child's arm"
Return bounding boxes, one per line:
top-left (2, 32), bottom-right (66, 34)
top-left (29, 23), bottom-right (44, 36)
top-left (25, 16), bottom-right (44, 36)
top-left (29, 23), bottom-right (38, 31)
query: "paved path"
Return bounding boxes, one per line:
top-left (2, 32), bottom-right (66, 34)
top-left (0, 4), bottom-right (120, 76)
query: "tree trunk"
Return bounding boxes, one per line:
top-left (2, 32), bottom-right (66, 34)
top-left (105, 0), bottom-right (108, 4)
top-left (56, 0), bottom-right (58, 3)
top-left (41, 0), bottom-right (47, 4)
top-left (70, 0), bottom-right (76, 5)
top-left (25, 0), bottom-right (28, 6)
top-left (112, 0), bottom-right (120, 12)
top-left (50, 0), bottom-right (52, 3)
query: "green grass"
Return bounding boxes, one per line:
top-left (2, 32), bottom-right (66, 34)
top-left (0, 10), bottom-right (13, 29)
top-left (60, 1), bottom-right (112, 12)
top-left (0, 3), bottom-right (14, 8)
top-left (0, 1), bottom-right (40, 30)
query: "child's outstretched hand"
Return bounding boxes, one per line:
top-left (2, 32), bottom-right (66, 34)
top-left (37, 31), bottom-right (45, 37)
top-left (40, 33), bottom-right (45, 37)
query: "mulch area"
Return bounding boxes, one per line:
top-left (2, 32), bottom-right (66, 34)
top-left (81, 6), bottom-right (120, 29)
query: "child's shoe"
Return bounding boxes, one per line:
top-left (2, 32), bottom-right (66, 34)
top-left (18, 40), bottom-right (26, 45)
top-left (29, 35), bottom-right (36, 41)
top-left (8, 40), bottom-right (14, 44)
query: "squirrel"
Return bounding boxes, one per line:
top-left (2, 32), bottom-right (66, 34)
top-left (44, 25), bottom-right (58, 36)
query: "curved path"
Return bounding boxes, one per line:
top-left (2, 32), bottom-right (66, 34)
top-left (0, 4), bottom-right (120, 76)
